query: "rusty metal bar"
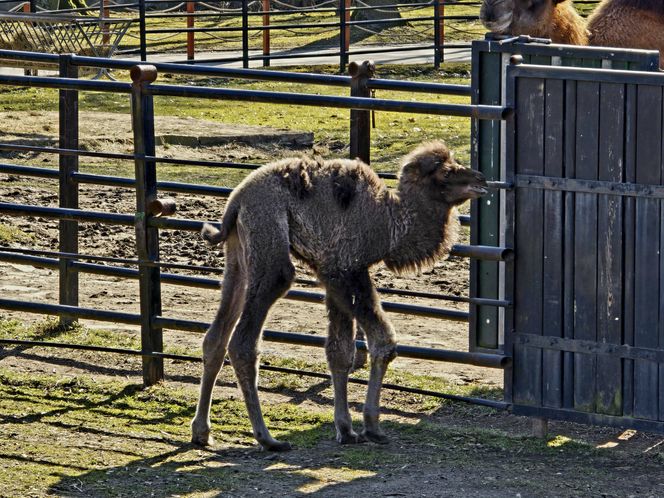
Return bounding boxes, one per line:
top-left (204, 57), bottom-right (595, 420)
top-left (186, 1), bottom-right (195, 62)
top-left (262, 0), bottom-right (270, 67)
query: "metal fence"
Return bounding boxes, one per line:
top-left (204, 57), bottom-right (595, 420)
top-left (0, 0), bottom-right (486, 71)
top-left (0, 49), bottom-right (511, 408)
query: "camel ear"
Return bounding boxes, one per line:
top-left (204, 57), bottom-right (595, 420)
top-left (402, 155), bottom-right (439, 179)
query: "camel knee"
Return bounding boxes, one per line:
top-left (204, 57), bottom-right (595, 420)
top-left (326, 340), bottom-right (355, 372)
top-left (367, 328), bottom-right (397, 365)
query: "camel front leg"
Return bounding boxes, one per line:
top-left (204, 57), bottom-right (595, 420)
top-left (352, 271), bottom-right (397, 444)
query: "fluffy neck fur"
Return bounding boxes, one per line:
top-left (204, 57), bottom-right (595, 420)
top-left (383, 185), bottom-right (459, 275)
top-left (548, 1), bottom-right (589, 44)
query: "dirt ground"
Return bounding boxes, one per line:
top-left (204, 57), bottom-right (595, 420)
top-left (2, 113), bottom-right (664, 497)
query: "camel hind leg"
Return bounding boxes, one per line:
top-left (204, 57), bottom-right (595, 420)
top-left (191, 233), bottom-right (246, 446)
top-left (324, 295), bottom-right (364, 444)
top-left (228, 215), bottom-right (295, 451)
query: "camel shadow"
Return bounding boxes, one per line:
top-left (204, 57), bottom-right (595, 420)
top-left (43, 382), bottom-right (504, 497)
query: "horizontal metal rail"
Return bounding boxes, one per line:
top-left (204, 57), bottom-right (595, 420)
top-left (0, 49), bottom-right (473, 98)
top-left (0, 202), bottom-right (134, 225)
top-left (146, 84), bottom-right (508, 119)
top-left (0, 74), bottom-right (131, 94)
top-left (0, 250), bottom-right (469, 319)
top-left (0, 247), bottom-right (510, 307)
top-left (0, 203), bottom-right (505, 262)
top-left (0, 337), bottom-right (508, 409)
top-left (153, 317), bottom-right (509, 368)
top-left (0, 144), bottom-right (265, 170)
top-left (0, 71), bottom-right (505, 120)
top-left (0, 298), bottom-right (509, 368)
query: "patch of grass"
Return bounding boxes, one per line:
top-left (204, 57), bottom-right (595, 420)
top-left (0, 368), bottom-right (334, 496)
top-left (0, 223), bottom-right (34, 244)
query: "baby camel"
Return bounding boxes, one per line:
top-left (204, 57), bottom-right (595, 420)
top-left (191, 142), bottom-right (487, 451)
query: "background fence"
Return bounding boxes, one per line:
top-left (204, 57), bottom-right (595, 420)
top-left (0, 0), bottom-right (602, 72)
top-left (0, 49), bottom-right (511, 408)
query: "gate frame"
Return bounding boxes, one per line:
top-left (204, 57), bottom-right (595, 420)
top-left (503, 58), bottom-right (664, 434)
top-left (470, 36), bottom-right (660, 354)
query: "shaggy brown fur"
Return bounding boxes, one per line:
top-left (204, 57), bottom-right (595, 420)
top-left (481, 0), bottom-right (589, 45)
top-left (481, 0), bottom-right (664, 67)
top-left (588, 0), bottom-right (664, 67)
top-left (191, 142), bottom-right (487, 451)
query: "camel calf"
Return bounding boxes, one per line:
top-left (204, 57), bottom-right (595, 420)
top-left (191, 142), bottom-right (487, 451)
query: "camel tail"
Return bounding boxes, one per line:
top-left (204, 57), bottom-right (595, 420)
top-left (201, 202), bottom-right (240, 246)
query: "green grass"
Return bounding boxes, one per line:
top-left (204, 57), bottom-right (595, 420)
top-left (2, 317), bottom-right (664, 496)
top-left (111, 4), bottom-right (484, 55)
top-left (0, 223), bottom-right (33, 244)
top-left (1, 63), bottom-right (473, 189)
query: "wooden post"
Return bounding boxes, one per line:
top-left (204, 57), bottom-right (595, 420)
top-left (130, 64), bottom-right (164, 387)
top-left (433, 0), bottom-right (444, 67)
top-left (344, 0), bottom-right (351, 55)
top-left (532, 417), bottom-right (548, 438)
top-left (58, 54), bottom-right (79, 328)
top-left (187, 1), bottom-right (195, 62)
top-left (339, 0), bottom-right (351, 73)
top-left (349, 60), bottom-right (374, 164)
top-left (262, 0), bottom-right (270, 67)
top-left (102, 0), bottom-right (110, 47)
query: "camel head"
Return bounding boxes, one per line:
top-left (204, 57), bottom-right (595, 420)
top-left (480, 0), bottom-right (515, 33)
top-left (481, 0), bottom-right (568, 36)
top-left (399, 141), bottom-right (488, 206)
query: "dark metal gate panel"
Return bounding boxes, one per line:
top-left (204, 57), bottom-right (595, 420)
top-left (505, 62), bottom-right (664, 433)
top-left (470, 38), bottom-right (660, 353)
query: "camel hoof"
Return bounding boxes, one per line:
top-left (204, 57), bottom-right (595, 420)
top-left (337, 431), bottom-right (367, 445)
top-left (262, 440), bottom-right (292, 452)
top-left (191, 433), bottom-right (214, 447)
top-left (361, 429), bottom-right (389, 445)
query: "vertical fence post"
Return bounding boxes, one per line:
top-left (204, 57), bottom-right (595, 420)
top-left (349, 60), bottom-right (374, 164)
top-left (242, 0), bottom-right (249, 68)
top-left (262, 0), bottom-right (270, 67)
top-left (339, 0), bottom-right (351, 73)
top-left (186, 1), bottom-right (195, 62)
top-left (433, 0), bottom-right (444, 68)
top-left (58, 54), bottom-right (79, 328)
top-left (139, 0), bottom-right (147, 61)
top-left (130, 64), bottom-right (164, 387)
top-left (102, 0), bottom-right (110, 47)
